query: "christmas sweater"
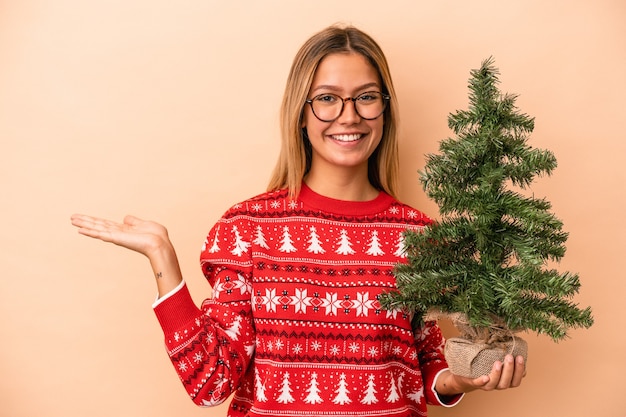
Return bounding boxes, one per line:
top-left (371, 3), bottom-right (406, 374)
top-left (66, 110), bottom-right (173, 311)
top-left (153, 184), bottom-right (461, 417)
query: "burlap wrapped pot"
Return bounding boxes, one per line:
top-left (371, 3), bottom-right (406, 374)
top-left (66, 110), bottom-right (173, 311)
top-left (425, 311), bottom-right (528, 379)
top-left (444, 336), bottom-right (528, 378)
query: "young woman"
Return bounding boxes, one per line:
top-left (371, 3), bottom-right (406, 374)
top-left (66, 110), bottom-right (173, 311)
top-left (71, 24), bottom-right (524, 417)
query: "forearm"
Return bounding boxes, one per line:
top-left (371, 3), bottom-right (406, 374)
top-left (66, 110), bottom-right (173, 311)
top-left (153, 278), bottom-right (255, 406)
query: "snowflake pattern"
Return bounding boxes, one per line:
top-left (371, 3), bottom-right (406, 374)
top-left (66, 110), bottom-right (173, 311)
top-left (354, 292), bottom-right (376, 317)
top-left (262, 288), bottom-right (281, 313)
top-left (290, 288), bottom-right (312, 314)
top-left (368, 346), bottom-right (379, 357)
top-left (253, 287), bottom-right (387, 318)
top-left (274, 339), bottom-right (285, 351)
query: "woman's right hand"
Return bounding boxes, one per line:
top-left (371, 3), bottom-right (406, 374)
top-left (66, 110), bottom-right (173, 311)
top-left (71, 214), bottom-right (183, 296)
top-left (70, 214), bottom-right (171, 258)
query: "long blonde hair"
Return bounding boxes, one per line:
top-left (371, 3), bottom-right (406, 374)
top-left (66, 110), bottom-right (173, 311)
top-left (267, 24), bottom-right (400, 198)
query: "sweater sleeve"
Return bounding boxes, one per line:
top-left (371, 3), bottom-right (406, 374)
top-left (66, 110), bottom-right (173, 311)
top-left (416, 321), bottom-right (463, 407)
top-left (153, 273), bottom-right (254, 406)
top-left (153, 212), bottom-right (256, 407)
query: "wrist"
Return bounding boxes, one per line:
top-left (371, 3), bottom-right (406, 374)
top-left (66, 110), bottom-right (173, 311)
top-left (147, 241), bottom-right (183, 297)
top-left (435, 370), bottom-right (462, 396)
top-left (143, 233), bottom-right (174, 261)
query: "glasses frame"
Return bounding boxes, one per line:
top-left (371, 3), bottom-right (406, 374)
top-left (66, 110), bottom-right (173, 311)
top-left (305, 91), bottom-right (391, 122)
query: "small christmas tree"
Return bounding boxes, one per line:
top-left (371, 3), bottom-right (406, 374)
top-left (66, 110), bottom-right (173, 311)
top-left (381, 57), bottom-right (593, 377)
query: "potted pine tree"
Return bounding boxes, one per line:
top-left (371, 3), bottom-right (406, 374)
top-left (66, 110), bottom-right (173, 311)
top-left (381, 58), bottom-right (593, 378)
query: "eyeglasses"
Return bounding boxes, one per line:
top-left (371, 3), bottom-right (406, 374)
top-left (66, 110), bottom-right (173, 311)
top-left (305, 91), bottom-right (390, 122)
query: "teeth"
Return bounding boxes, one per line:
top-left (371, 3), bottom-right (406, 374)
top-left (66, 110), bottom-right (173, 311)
top-left (332, 134), bottom-right (361, 142)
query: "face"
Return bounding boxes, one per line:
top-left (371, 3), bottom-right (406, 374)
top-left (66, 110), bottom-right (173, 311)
top-left (302, 52), bottom-right (384, 179)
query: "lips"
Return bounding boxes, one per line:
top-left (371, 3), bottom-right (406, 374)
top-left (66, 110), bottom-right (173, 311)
top-left (330, 133), bottom-right (363, 142)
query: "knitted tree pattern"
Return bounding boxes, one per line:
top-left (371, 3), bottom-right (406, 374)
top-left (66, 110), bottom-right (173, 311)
top-left (381, 58), bottom-right (593, 342)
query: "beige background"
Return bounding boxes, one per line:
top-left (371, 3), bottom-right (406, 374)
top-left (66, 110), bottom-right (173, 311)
top-left (1, 1), bottom-right (624, 416)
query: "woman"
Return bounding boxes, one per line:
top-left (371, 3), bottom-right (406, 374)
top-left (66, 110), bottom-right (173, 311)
top-left (71, 24), bottom-right (524, 417)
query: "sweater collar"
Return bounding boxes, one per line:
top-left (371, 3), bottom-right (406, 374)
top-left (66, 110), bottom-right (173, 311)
top-left (298, 183), bottom-right (395, 216)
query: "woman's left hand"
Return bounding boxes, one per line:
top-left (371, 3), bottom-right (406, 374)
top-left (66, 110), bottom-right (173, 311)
top-left (436, 354), bottom-right (526, 396)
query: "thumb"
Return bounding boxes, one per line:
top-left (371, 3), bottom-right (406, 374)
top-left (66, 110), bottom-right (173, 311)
top-left (123, 215), bottom-right (143, 225)
top-left (471, 374), bottom-right (491, 388)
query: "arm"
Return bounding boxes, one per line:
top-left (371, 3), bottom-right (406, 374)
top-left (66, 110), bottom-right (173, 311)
top-left (414, 321), bottom-right (464, 406)
top-left (70, 214), bottom-right (255, 405)
top-left (153, 271), bottom-right (254, 406)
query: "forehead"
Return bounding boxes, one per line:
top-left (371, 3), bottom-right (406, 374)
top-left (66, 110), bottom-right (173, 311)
top-left (310, 52), bottom-right (381, 92)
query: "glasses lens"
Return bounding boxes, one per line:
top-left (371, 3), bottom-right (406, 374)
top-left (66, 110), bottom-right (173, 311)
top-left (310, 92), bottom-right (388, 122)
top-left (311, 94), bottom-right (342, 121)
top-left (355, 92), bottom-right (386, 120)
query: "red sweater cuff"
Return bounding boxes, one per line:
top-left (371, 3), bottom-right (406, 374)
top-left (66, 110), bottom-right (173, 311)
top-left (153, 283), bottom-right (202, 334)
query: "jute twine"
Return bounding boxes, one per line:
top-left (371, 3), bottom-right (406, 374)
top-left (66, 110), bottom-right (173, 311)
top-left (425, 310), bottom-right (528, 379)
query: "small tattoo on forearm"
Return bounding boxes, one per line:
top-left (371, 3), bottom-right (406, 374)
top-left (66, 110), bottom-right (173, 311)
top-left (156, 272), bottom-right (163, 279)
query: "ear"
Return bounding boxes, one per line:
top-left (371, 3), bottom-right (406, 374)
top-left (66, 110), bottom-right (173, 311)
top-left (300, 107), bottom-right (310, 128)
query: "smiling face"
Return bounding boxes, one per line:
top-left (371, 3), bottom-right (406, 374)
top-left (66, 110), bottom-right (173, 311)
top-left (302, 52), bottom-right (385, 185)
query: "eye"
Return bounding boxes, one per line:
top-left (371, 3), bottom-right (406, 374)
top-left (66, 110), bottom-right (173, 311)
top-left (356, 92), bottom-right (381, 103)
top-left (314, 94), bottom-right (339, 104)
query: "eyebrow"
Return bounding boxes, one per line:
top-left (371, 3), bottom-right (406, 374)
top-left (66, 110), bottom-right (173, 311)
top-left (310, 82), bottom-right (381, 95)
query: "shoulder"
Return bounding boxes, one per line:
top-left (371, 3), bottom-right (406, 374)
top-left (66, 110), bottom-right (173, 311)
top-left (383, 195), bottom-right (433, 227)
top-left (221, 188), bottom-right (292, 219)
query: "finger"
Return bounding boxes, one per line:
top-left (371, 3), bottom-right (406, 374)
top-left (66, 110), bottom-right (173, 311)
top-left (481, 360), bottom-right (503, 391)
top-left (71, 214), bottom-right (122, 241)
top-left (77, 226), bottom-right (113, 241)
top-left (71, 214), bottom-right (113, 228)
top-left (468, 374), bottom-right (490, 390)
top-left (496, 354), bottom-right (516, 390)
top-left (70, 214), bottom-right (99, 232)
top-left (70, 213), bottom-right (97, 227)
top-left (76, 222), bottom-right (116, 241)
top-left (510, 355), bottom-right (525, 387)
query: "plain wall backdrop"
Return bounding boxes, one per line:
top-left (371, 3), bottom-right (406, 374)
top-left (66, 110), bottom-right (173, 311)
top-left (1, 1), bottom-right (624, 416)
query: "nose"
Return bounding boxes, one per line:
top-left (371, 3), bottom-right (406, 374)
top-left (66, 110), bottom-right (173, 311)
top-left (336, 97), bottom-right (361, 124)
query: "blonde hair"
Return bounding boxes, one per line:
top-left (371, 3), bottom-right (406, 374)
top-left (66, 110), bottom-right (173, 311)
top-left (267, 24), bottom-right (400, 198)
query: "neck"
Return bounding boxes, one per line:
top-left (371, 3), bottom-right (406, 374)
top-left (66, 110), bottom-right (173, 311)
top-left (304, 166), bottom-right (379, 202)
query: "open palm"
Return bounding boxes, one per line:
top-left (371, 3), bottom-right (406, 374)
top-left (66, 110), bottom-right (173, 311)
top-left (70, 214), bottom-right (170, 258)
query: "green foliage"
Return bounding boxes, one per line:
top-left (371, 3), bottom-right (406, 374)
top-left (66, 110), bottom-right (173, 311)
top-left (381, 58), bottom-right (593, 341)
